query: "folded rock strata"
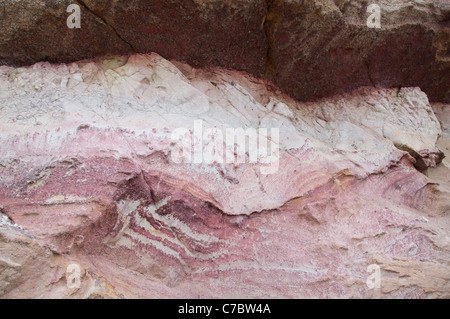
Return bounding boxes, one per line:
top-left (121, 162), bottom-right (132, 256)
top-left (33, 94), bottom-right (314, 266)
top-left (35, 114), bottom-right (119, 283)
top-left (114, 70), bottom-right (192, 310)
top-left (0, 54), bottom-right (448, 298)
top-left (0, 0), bottom-right (448, 102)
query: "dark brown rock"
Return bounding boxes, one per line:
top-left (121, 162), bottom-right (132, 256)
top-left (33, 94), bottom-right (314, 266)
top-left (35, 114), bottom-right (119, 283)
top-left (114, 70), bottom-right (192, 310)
top-left (0, 0), bottom-right (448, 102)
top-left (0, 0), bottom-right (131, 66)
top-left (79, 0), bottom-right (268, 77)
top-left (265, 0), bottom-right (450, 102)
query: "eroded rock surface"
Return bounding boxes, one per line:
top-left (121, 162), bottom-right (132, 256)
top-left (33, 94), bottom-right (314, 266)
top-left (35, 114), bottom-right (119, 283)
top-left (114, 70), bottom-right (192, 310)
top-left (0, 54), bottom-right (448, 298)
top-left (0, 0), bottom-right (448, 102)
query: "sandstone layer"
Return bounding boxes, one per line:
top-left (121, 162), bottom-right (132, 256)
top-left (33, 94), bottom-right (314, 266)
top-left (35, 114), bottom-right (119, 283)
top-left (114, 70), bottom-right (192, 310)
top-left (0, 54), bottom-right (449, 298)
top-left (0, 0), bottom-right (449, 102)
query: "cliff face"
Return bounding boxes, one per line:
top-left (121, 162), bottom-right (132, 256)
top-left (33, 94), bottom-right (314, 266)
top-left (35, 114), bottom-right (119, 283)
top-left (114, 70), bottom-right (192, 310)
top-left (0, 0), bottom-right (449, 102)
top-left (0, 54), bottom-right (449, 298)
top-left (0, 0), bottom-right (449, 299)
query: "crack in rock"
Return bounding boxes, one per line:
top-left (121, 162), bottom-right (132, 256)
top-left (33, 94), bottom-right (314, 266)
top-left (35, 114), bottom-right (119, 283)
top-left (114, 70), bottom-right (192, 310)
top-left (76, 0), bottom-right (137, 52)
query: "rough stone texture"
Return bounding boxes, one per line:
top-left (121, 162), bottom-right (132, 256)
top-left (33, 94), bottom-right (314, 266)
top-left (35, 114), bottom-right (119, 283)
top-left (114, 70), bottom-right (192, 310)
top-left (0, 0), bottom-right (131, 65)
top-left (0, 0), bottom-right (268, 77)
top-left (265, 0), bottom-right (450, 103)
top-left (0, 0), bottom-right (448, 102)
top-left (0, 54), bottom-right (448, 298)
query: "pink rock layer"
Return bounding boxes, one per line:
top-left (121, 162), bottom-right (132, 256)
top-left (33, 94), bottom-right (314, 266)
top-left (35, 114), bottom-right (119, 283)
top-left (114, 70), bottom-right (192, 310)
top-left (0, 54), bottom-right (449, 298)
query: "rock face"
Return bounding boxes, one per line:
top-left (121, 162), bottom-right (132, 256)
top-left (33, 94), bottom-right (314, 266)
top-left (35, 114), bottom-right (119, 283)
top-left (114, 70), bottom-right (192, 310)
top-left (0, 0), bottom-right (449, 102)
top-left (0, 54), bottom-right (449, 298)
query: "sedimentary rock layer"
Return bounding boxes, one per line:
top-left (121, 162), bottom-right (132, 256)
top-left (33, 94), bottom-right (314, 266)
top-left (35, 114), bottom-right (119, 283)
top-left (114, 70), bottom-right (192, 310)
top-left (0, 0), bottom-right (448, 102)
top-left (0, 54), bottom-right (448, 298)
